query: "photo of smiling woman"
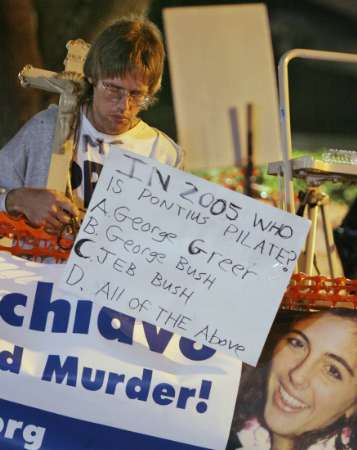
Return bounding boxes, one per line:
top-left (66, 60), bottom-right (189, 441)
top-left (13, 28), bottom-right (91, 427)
top-left (226, 308), bottom-right (357, 450)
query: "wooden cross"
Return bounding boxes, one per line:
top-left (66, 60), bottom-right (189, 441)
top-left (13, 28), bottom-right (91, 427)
top-left (18, 39), bottom-right (90, 194)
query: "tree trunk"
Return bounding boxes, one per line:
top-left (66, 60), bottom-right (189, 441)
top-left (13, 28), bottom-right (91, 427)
top-left (0, 0), bottom-right (43, 146)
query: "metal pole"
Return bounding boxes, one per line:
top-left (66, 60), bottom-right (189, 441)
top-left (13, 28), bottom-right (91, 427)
top-left (277, 48), bottom-right (357, 213)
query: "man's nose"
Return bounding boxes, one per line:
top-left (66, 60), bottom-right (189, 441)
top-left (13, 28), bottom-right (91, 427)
top-left (117, 91), bottom-right (131, 110)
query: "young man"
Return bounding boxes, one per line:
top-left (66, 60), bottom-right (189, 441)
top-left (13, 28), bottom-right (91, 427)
top-left (0, 17), bottom-right (183, 232)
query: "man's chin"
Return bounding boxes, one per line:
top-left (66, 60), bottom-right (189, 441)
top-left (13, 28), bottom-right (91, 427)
top-left (106, 118), bottom-right (131, 134)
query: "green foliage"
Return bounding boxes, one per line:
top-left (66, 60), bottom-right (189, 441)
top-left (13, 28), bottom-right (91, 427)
top-left (191, 149), bottom-right (357, 205)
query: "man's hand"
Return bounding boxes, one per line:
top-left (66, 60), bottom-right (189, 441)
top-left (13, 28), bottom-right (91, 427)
top-left (5, 188), bottom-right (79, 232)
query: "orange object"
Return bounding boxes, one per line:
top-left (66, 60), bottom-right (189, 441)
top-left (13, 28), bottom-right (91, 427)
top-left (0, 212), bottom-right (72, 263)
top-left (1, 213), bottom-right (356, 310)
top-left (282, 272), bottom-right (357, 310)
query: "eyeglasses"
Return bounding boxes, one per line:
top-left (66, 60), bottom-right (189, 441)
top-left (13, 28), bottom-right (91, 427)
top-left (99, 81), bottom-right (152, 108)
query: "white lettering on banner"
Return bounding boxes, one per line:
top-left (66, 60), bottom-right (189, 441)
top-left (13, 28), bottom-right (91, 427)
top-left (0, 252), bottom-right (242, 450)
top-left (60, 148), bottom-right (310, 365)
top-left (0, 416), bottom-right (46, 450)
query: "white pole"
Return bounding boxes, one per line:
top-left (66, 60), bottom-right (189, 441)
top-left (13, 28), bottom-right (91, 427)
top-left (277, 48), bottom-right (357, 213)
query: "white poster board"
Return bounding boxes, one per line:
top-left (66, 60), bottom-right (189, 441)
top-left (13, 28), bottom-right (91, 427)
top-left (163, 4), bottom-right (282, 170)
top-left (0, 251), bottom-right (241, 450)
top-left (60, 149), bottom-right (310, 366)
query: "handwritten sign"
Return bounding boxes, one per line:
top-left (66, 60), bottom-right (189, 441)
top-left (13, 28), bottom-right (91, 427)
top-left (60, 149), bottom-right (310, 365)
top-left (0, 251), bottom-right (241, 450)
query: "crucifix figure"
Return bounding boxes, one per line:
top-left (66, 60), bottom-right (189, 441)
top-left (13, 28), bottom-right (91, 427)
top-left (18, 39), bottom-right (90, 194)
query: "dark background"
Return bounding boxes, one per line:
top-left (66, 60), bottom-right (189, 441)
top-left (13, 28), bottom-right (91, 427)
top-left (2, 0), bottom-right (357, 151)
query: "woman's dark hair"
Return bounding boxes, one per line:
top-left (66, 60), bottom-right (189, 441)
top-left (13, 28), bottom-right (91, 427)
top-left (227, 308), bottom-right (357, 450)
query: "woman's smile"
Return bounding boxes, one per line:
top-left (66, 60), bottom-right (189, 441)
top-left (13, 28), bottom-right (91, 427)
top-left (274, 382), bottom-right (310, 413)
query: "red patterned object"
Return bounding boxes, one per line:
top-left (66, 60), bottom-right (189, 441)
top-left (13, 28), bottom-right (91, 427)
top-left (1, 213), bottom-right (356, 311)
top-left (282, 273), bottom-right (357, 310)
top-left (0, 212), bottom-right (71, 263)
